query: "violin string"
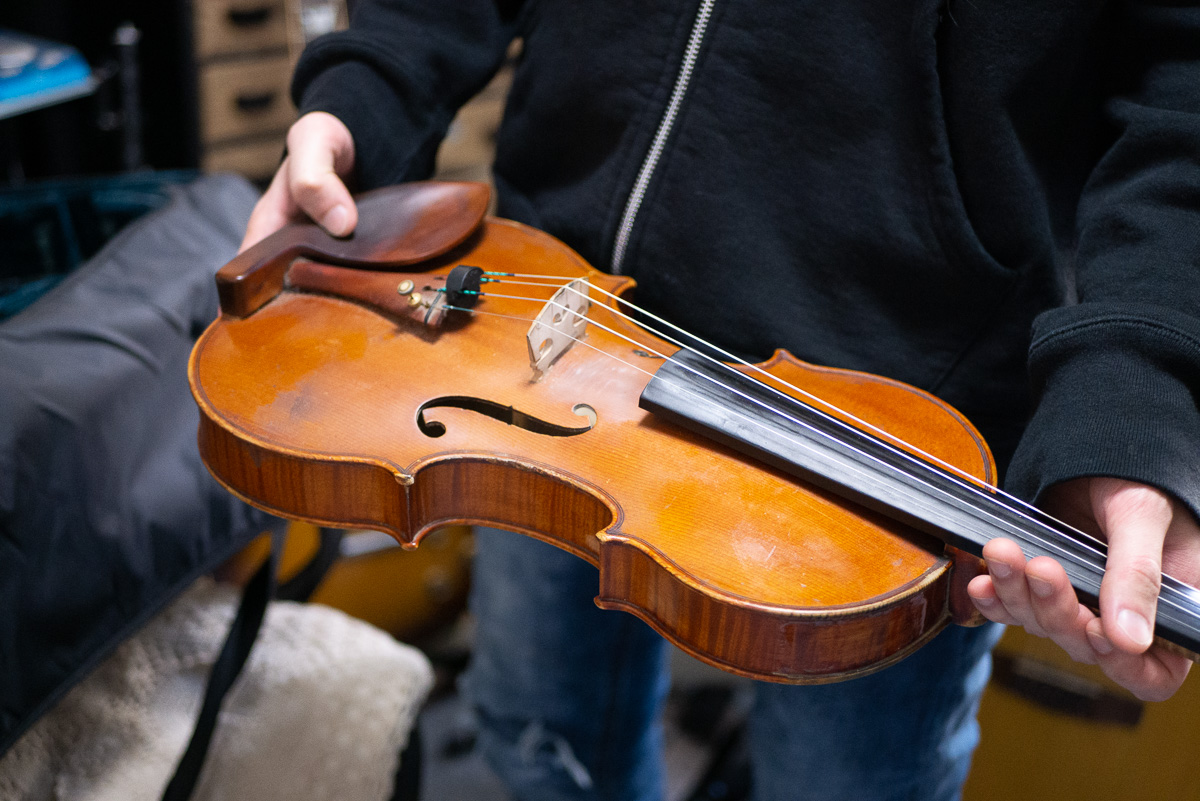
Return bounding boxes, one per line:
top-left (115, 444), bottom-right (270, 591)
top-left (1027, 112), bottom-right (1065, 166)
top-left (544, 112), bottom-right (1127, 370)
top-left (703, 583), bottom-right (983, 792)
top-left (477, 278), bottom-right (908, 425)
top-left (451, 282), bottom-right (1200, 618)
top-left (470, 281), bottom-right (1081, 539)
top-left (495, 275), bottom-right (1009, 488)
top-left (446, 293), bottom-right (1200, 618)
top-left (480, 277), bottom-right (1090, 537)
top-left (483, 278), bottom-right (579, 289)
top-left (487, 274), bottom-right (1007, 487)
top-left (446, 291), bottom-right (1111, 576)
top-left (511, 278), bottom-right (1140, 561)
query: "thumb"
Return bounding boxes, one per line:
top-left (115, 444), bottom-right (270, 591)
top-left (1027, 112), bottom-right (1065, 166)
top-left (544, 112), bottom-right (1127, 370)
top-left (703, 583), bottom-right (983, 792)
top-left (1093, 479), bottom-right (1171, 654)
top-left (285, 112), bottom-right (358, 237)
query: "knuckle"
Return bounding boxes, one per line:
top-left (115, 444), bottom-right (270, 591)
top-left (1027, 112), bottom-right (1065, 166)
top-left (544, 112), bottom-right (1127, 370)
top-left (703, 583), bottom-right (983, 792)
top-left (1056, 638), bottom-right (1097, 665)
top-left (979, 608), bottom-right (1013, 626)
top-left (1036, 601), bottom-right (1075, 632)
top-left (1119, 555), bottom-right (1164, 597)
top-left (1119, 484), bottom-right (1170, 514)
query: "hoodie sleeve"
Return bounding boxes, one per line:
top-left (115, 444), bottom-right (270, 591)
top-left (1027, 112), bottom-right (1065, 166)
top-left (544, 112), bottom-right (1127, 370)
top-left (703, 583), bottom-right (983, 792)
top-left (1006, 1), bottom-right (1200, 520)
top-left (289, 0), bottom-right (524, 190)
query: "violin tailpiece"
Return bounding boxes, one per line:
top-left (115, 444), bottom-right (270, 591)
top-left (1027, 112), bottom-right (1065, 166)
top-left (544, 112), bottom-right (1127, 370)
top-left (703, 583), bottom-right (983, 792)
top-left (215, 181), bottom-right (490, 318)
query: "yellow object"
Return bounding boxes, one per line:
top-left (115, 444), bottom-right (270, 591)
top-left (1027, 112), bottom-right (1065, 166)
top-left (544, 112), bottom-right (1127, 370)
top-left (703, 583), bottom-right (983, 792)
top-left (310, 525), bottom-right (472, 641)
top-left (966, 628), bottom-right (1200, 800)
top-left (221, 522), bottom-right (473, 642)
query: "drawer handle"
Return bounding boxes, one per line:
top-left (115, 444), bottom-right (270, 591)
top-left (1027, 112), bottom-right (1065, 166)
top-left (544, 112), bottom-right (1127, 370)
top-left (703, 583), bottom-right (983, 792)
top-left (227, 7), bottom-right (273, 27)
top-left (235, 91), bottom-right (278, 113)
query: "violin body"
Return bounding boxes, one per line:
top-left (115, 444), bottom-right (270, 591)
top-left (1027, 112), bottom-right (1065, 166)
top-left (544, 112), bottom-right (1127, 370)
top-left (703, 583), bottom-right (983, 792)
top-left (190, 182), bottom-right (996, 683)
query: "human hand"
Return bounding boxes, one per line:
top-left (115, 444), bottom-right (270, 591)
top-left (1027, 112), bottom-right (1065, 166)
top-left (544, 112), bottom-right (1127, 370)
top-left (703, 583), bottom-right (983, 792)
top-left (967, 477), bottom-right (1200, 700)
top-left (240, 111), bottom-right (358, 252)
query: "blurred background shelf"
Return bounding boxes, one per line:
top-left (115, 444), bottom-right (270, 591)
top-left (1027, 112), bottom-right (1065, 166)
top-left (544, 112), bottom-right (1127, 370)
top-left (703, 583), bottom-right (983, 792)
top-left (0, 0), bottom-right (500, 187)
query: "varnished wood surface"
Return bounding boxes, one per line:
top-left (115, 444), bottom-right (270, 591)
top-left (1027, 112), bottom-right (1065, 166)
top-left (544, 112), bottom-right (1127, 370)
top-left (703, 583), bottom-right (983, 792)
top-left (216, 181), bottom-right (490, 318)
top-left (190, 185), bottom-right (996, 681)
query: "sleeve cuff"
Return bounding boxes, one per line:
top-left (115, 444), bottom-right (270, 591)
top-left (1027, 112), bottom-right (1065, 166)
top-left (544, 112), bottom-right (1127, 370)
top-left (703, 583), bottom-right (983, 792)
top-left (1005, 303), bottom-right (1200, 522)
top-left (293, 58), bottom-right (448, 190)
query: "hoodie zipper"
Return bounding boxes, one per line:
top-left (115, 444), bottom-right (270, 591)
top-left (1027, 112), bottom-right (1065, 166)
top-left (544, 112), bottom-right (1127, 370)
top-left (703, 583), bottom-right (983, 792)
top-left (610, 0), bottom-right (717, 274)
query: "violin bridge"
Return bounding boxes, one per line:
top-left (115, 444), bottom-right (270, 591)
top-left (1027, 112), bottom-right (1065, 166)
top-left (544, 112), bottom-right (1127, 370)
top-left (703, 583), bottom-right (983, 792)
top-left (527, 278), bottom-right (589, 377)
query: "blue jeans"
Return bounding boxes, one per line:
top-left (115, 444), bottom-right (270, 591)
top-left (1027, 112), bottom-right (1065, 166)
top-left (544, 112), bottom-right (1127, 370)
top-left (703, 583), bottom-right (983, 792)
top-left (464, 529), bottom-right (1003, 801)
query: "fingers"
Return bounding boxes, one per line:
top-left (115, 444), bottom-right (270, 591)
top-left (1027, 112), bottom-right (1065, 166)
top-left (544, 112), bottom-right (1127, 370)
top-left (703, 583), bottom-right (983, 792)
top-left (1088, 479), bottom-right (1198, 700)
top-left (970, 538), bottom-right (1031, 628)
top-left (970, 479), bottom-right (1200, 701)
top-left (970, 539), bottom-right (1098, 664)
top-left (1085, 618), bottom-right (1192, 702)
top-left (286, 112), bottom-right (358, 237)
top-left (969, 546), bottom-right (1191, 699)
top-left (239, 112), bottom-right (358, 252)
top-left (1089, 479), bottom-right (1172, 654)
top-left (1025, 555), bottom-right (1098, 663)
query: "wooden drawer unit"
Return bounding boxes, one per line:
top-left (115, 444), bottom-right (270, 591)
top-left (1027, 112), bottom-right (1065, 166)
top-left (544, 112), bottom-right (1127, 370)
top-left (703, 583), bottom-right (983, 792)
top-left (199, 55), bottom-right (294, 143)
top-left (194, 0), bottom-right (288, 60)
top-left (190, 0), bottom-right (321, 180)
top-left (202, 137), bottom-right (284, 177)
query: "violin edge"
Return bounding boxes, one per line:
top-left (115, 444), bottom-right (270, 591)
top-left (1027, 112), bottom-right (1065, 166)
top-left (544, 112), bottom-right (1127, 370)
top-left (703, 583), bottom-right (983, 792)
top-left (191, 359), bottom-right (963, 681)
top-left (596, 535), bottom-right (953, 683)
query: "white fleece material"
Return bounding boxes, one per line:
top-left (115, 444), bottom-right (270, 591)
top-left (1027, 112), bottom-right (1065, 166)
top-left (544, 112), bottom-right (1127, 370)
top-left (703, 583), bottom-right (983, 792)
top-left (0, 579), bottom-right (433, 801)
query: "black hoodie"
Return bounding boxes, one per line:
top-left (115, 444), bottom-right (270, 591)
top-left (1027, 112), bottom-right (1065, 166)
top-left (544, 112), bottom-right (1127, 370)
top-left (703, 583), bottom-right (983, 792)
top-left (293, 0), bottom-right (1200, 514)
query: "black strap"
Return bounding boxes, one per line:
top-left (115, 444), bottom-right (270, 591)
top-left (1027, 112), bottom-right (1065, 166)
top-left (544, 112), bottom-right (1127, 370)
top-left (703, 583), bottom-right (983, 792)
top-left (160, 529), bottom-right (280, 801)
top-left (276, 528), bottom-right (343, 603)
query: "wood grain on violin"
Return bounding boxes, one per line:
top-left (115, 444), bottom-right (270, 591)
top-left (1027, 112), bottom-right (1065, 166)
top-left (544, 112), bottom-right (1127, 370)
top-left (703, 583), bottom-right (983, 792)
top-left (189, 182), bottom-right (1199, 683)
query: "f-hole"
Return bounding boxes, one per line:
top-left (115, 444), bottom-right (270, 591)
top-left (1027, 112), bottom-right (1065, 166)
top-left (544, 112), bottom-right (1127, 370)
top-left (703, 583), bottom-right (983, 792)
top-left (418, 396), bottom-right (597, 438)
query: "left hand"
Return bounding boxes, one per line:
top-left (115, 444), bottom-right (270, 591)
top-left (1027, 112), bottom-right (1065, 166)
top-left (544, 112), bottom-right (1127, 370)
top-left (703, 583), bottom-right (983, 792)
top-left (241, 111), bottom-right (358, 253)
top-left (967, 477), bottom-right (1200, 701)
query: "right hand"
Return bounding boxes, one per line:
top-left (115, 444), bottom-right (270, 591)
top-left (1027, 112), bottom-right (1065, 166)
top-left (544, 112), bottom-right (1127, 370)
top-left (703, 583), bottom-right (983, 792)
top-left (969, 478), bottom-right (1200, 701)
top-left (240, 111), bottom-right (359, 252)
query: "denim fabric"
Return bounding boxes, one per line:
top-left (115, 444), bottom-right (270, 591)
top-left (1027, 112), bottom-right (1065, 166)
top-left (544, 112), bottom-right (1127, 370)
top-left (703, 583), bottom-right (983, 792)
top-left (748, 622), bottom-right (1003, 801)
top-left (464, 528), bottom-right (1003, 801)
top-left (464, 529), bottom-right (671, 801)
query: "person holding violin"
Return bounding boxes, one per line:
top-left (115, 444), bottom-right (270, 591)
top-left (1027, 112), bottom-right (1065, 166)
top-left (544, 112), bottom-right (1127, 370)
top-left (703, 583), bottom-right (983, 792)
top-left (241, 2), bottom-right (1200, 799)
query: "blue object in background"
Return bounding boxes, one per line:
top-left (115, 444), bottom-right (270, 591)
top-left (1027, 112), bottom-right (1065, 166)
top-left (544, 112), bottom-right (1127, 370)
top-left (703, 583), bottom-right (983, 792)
top-left (0, 29), bottom-right (93, 117)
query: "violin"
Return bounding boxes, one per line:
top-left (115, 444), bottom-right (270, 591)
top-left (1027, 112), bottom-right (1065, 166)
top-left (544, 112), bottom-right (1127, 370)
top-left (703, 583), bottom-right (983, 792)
top-left (189, 181), bottom-right (1200, 682)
